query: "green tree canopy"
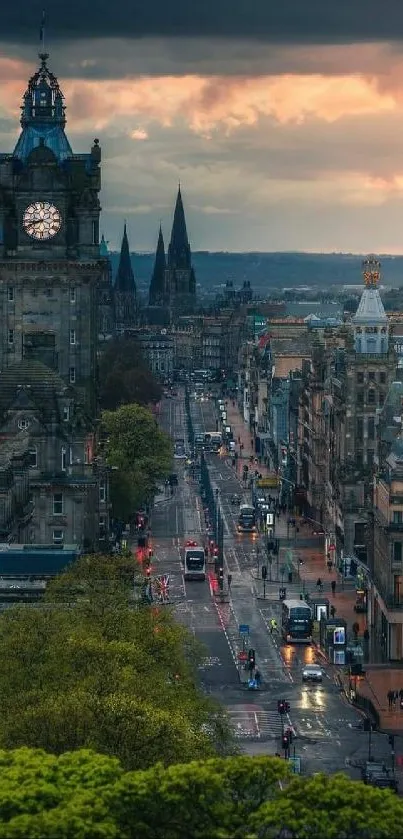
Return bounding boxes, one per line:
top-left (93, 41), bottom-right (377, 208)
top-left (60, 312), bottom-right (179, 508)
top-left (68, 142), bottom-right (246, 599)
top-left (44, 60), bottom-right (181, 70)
top-left (0, 752), bottom-right (402, 839)
top-left (102, 403), bottom-right (172, 516)
top-left (253, 772), bottom-right (403, 839)
top-left (0, 555), bottom-right (232, 770)
top-left (99, 337), bottom-right (161, 411)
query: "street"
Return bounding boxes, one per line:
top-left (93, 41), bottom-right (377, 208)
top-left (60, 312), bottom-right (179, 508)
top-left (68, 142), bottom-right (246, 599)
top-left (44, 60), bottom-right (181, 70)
top-left (150, 390), bottom-right (394, 777)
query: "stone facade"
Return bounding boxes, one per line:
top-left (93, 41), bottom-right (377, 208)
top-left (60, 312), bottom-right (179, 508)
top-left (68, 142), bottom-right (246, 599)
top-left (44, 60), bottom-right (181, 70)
top-left (0, 51), bottom-right (109, 549)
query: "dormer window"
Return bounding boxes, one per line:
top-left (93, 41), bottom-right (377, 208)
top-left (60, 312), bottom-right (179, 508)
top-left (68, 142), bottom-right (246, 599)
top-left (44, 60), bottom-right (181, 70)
top-left (63, 406), bottom-right (70, 422)
top-left (18, 418), bottom-right (29, 430)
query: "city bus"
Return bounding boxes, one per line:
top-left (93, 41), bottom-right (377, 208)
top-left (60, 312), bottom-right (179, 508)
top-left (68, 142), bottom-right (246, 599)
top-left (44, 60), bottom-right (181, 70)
top-left (183, 540), bottom-right (206, 581)
top-left (204, 431), bottom-right (222, 453)
top-left (237, 504), bottom-right (257, 533)
top-left (281, 599), bottom-right (313, 643)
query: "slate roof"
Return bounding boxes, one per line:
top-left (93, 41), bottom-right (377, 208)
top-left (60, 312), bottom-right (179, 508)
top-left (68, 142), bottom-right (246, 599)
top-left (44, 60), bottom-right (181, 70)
top-left (0, 360), bottom-right (67, 418)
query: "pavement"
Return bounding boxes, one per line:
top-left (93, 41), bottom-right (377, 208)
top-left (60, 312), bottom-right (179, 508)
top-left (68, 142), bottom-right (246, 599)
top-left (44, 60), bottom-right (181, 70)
top-left (223, 394), bottom-right (403, 740)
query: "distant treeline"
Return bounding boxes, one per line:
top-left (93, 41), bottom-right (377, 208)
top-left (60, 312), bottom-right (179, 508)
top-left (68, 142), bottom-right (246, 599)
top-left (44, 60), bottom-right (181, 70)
top-left (107, 251), bottom-right (403, 295)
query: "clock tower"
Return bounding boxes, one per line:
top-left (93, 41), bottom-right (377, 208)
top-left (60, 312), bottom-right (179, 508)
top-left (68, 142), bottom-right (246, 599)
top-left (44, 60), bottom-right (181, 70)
top-left (0, 51), bottom-right (109, 551)
top-left (0, 51), bottom-right (103, 412)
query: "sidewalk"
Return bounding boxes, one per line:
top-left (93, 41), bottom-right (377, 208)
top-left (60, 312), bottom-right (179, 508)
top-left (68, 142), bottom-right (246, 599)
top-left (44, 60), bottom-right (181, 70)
top-left (224, 401), bottom-right (273, 480)
top-left (222, 398), bottom-right (403, 733)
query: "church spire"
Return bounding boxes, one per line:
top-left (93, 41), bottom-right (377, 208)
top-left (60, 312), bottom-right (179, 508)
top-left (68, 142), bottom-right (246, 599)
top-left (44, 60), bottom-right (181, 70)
top-left (149, 225), bottom-right (166, 306)
top-left (168, 185), bottom-right (191, 271)
top-left (115, 223), bottom-right (136, 294)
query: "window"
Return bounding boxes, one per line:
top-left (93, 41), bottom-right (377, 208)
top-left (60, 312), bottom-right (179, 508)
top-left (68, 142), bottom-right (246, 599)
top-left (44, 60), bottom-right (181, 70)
top-left (7, 287), bottom-right (14, 302)
top-left (357, 392), bottom-right (364, 407)
top-left (53, 493), bottom-right (63, 515)
top-left (8, 329), bottom-right (14, 345)
top-left (69, 367), bottom-right (76, 384)
top-left (393, 511), bottom-right (403, 524)
top-left (70, 287), bottom-right (76, 303)
top-left (380, 371), bottom-right (386, 384)
top-left (356, 372), bottom-right (364, 384)
top-left (92, 220), bottom-right (98, 245)
top-left (393, 542), bottom-right (402, 565)
top-left (379, 392), bottom-right (385, 407)
top-left (367, 449), bottom-right (374, 467)
top-left (368, 371), bottom-right (375, 381)
top-left (99, 482), bottom-right (106, 503)
top-left (99, 515), bottom-right (106, 539)
top-left (355, 418), bottom-right (363, 439)
top-left (367, 417), bottom-right (375, 440)
top-left (17, 418), bottom-right (29, 430)
top-left (53, 529), bottom-right (64, 545)
top-left (61, 447), bottom-right (66, 471)
top-left (63, 406), bottom-right (70, 421)
top-left (70, 329), bottom-right (76, 345)
top-left (367, 389), bottom-right (376, 405)
top-left (28, 447), bottom-right (37, 468)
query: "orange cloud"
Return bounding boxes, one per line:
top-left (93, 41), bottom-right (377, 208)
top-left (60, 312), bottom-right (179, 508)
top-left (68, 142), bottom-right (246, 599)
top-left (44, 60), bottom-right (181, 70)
top-left (0, 55), bottom-right (397, 136)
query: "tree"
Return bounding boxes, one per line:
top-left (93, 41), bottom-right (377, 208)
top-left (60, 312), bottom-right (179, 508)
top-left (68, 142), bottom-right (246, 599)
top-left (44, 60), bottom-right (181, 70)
top-left (0, 556), bottom-right (233, 770)
top-left (111, 755), bottom-right (290, 839)
top-left (102, 403), bottom-right (172, 515)
top-left (253, 772), bottom-right (403, 839)
top-left (99, 337), bottom-right (161, 411)
top-left (0, 747), bottom-right (122, 838)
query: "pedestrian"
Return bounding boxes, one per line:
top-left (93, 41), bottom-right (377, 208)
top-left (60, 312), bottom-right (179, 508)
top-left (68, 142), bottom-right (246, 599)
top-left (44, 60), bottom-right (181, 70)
top-left (395, 690), bottom-right (399, 706)
top-left (316, 578), bottom-right (323, 592)
top-left (330, 605), bottom-right (336, 618)
top-left (255, 668), bottom-right (261, 688)
top-left (327, 559), bottom-right (332, 573)
top-left (331, 580), bottom-right (336, 595)
top-left (363, 628), bottom-right (370, 642)
top-left (388, 690), bottom-right (394, 709)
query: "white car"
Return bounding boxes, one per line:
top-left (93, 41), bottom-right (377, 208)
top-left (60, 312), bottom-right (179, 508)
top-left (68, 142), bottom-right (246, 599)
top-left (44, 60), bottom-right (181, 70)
top-left (302, 664), bottom-right (323, 682)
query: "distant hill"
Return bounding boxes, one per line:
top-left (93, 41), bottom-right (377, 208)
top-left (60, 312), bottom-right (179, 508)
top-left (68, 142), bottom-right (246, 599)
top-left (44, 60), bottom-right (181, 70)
top-left (107, 252), bottom-right (403, 297)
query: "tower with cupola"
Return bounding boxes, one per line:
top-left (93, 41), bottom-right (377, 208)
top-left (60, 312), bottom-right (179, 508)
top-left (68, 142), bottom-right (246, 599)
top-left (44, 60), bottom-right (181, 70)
top-left (0, 50), bottom-right (104, 412)
top-left (0, 48), bottom-right (108, 550)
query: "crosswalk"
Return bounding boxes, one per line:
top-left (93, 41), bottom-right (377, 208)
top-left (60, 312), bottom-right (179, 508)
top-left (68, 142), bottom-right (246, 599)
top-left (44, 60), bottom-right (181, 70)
top-left (228, 708), bottom-right (294, 740)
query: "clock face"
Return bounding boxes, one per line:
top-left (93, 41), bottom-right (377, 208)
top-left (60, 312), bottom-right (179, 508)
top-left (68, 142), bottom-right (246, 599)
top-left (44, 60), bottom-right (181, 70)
top-left (23, 201), bottom-right (62, 240)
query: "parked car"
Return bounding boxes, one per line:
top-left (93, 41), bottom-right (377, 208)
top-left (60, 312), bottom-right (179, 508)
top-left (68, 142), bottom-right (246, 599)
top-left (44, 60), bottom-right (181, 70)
top-left (302, 664), bottom-right (323, 682)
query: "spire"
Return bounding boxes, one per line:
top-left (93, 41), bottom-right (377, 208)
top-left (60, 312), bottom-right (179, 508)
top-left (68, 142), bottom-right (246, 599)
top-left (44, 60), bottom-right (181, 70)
top-left (353, 257), bottom-right (388, 355)
top-left (115, 223), bottom-right (136, 294)
top-left (100, 234), bottom-right (109, 257)
top-left (149, 225), bottom-right (166, 305)
top-left (168, 185), bottom-right (191, 271)
top-left (14, 52), bottom-right (72, 162)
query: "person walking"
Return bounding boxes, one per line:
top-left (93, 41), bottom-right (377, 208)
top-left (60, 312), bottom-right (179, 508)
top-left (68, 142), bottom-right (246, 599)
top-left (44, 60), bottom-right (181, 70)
top-left (331, 580), bottom-right (336, 595)
top-left (270, 618), bottom-right (277, 634)
top-left (388, 689), bottom-right (394, 710)
top-left (316, 578), bottom-right (323, 593)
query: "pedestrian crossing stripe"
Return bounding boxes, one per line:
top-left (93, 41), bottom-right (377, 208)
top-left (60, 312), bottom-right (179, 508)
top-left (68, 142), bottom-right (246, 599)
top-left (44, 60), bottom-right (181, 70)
top-left (228, 709), bottom-right (294, 740)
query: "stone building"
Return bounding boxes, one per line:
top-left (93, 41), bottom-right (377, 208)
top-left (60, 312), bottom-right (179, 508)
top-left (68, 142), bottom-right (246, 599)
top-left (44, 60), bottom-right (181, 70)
top-left (296, 259), bottom-right (396, 569)
top-left (0, 50), bottom-right (109, 547)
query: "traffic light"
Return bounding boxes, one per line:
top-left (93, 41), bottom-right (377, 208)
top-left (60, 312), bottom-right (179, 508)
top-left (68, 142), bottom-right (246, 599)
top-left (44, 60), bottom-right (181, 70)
top-left (277, 700), bottom-right (285, 715)
top-left (248, 649), bottom-right (256, 670)
top-left (284, 701), bottom-right (290, 713)
top-left (282, 732), bottom-right (290, 751)
top-left (261, 565), bottom-right (267, 580)
top-left (145, 566), bottom-right (151, 579)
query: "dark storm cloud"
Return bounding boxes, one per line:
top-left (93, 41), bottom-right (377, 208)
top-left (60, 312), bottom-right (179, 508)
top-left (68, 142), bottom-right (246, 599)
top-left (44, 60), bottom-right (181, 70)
top-left (4, 1), bottom-right (403, 45)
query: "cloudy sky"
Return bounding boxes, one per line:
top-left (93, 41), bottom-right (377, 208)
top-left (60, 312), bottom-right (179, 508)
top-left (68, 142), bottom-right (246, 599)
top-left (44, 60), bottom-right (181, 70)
top-left (2, 2), bottom-right (403, 251)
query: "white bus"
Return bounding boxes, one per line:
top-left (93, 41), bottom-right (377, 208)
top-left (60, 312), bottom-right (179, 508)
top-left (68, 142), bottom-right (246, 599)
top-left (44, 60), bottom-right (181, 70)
top-left (183, 541), bottom-right (206, 581)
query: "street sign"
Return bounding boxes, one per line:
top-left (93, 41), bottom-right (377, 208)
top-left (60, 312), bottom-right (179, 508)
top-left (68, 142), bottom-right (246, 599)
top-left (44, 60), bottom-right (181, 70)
top-left (239, 624), bottom-right (250, 635)
top-left (287, 756), bottom-right (301, 774)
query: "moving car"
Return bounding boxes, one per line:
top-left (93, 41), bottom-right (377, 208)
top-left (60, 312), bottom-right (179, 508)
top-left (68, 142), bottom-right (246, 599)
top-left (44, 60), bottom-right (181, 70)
top-left (302, 664), bottom-right (323, 682)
